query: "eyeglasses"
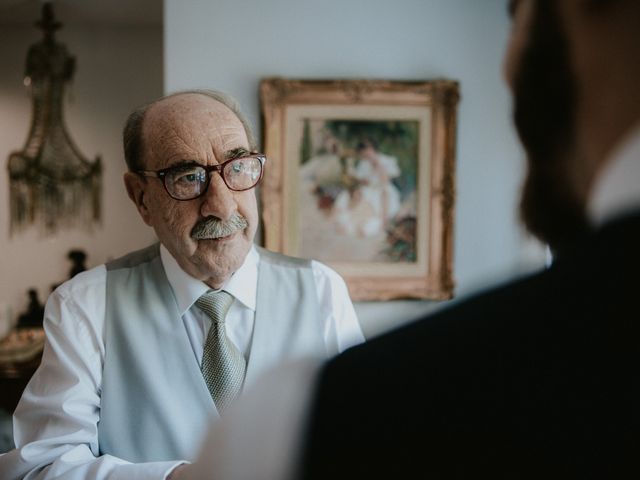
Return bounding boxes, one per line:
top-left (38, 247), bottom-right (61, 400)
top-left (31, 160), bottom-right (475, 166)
top-left (137, 154), bottom-right (266, 201)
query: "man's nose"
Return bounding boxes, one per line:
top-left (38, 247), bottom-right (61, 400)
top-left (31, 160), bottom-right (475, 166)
top-left (200, 172), bottom-right (237, 221)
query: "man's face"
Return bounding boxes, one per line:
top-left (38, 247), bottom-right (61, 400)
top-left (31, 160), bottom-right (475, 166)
top-left (504, 0), bottom-right (588, 252)
top-left (128, 94), bottom-right (258, 288)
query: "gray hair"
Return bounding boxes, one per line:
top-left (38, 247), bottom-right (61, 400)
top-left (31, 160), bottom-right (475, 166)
top-left (122, 89), bottom-right (257, 171)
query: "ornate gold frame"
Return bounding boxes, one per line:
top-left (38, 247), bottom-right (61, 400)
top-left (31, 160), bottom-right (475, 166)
top-left (259, 78), bottom-right (459, 301)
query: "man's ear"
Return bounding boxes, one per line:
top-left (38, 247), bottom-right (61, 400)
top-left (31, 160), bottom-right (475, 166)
top-left (123, 172), bottom-right (153, 226)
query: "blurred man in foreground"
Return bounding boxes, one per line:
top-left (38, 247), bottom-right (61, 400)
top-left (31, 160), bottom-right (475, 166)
top-left (190, 1), bottom-right (640, 478)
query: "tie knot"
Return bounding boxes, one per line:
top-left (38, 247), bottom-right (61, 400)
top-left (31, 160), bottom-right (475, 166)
top-left (196, 290), bottom-right (234, 323)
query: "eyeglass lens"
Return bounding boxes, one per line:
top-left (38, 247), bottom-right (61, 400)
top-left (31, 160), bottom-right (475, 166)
top-left (165, 156), bottom-right (263, 200)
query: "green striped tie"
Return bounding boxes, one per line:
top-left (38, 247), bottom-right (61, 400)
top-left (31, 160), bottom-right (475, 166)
top-left (196, 290), bottom-right (246, 413)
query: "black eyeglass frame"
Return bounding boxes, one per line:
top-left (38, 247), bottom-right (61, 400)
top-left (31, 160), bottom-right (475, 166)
top-left (136, 153), bottom-right (266, 201)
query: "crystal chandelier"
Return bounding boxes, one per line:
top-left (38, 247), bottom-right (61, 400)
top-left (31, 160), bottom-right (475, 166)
top-left (7, 2), bottom-right (102, 235)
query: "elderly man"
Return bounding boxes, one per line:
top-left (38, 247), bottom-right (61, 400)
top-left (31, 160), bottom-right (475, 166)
top-left (189, 0), bottom-right (640, 478)
top-left (0, 91), bottom-right (363, 480)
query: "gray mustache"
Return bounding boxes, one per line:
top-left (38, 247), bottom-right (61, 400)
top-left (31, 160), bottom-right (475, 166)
top-left (191, 213), bottom-right (248, 239)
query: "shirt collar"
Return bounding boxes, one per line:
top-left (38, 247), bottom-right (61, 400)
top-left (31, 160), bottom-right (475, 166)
top-left (160, 244), bottom-right (259, 315)
top-left (588, 122), bottom-right (640, 227)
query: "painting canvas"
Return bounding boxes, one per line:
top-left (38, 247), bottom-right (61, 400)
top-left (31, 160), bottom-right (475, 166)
top-left (260, 79), bottom-right (459, 300)
top-left (298, 118), bottom-right (420, 264)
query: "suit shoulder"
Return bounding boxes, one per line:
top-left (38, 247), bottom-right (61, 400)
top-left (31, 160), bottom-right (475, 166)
top-left (334, 268), bottom-right (553, 364)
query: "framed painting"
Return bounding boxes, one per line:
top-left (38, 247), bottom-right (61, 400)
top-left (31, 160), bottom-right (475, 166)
top-left (259, 78), bottom-right (459, 301)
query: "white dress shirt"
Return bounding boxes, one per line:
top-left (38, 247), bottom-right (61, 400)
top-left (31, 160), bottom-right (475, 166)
top-left (191, 122), bottom-right (640, 480)
top-left (588, 123), bottom-right (640, 227)
top-left (0, 245), bottom-right (363, 480)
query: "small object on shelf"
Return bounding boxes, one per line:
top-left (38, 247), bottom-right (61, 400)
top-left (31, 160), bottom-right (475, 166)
top-left (51, 248), bottom-right (89, 292)
top-left (16, 289), bottom-right (44, 329)
top-left (67, 249), bottom-right (87, 278)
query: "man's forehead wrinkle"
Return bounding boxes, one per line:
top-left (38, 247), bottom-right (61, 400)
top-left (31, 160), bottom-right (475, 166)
top-left (219, 126), bottom-right (247, 146)
top-left (144, 94), bottom-right (248, 167)
top-left (201, 124), bottom-right (249, 160)
top-left (158, 122), bottom-right (190, 143)
top-left (147, 122), bottom-right (199, 165)
top-left (165, 127), bottom-right (201, 159)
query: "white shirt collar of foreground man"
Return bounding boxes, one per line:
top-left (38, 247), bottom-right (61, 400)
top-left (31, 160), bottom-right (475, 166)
top-left (160, 243), bottom-right (258, 315)
top-left (588, 122), bottom-right (640, 227)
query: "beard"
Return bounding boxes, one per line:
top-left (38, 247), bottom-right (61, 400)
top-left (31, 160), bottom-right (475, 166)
top-left (514, 0), bottom-right (589, 254)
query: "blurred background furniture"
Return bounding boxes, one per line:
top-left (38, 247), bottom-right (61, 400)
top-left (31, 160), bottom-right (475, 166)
top-left (0, 328), bottom-right (44, 414)
top-left (0, 327), bottom-right (44, 452)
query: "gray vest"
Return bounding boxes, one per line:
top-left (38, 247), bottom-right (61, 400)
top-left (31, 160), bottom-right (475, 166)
top-left (98, 244), bottom-right (327, 462)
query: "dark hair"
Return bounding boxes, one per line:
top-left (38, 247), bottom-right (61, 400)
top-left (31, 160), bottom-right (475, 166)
top-left (123, 104), bottom-right (147, 171)
top-left (122, 89), bottom-right (257, 171)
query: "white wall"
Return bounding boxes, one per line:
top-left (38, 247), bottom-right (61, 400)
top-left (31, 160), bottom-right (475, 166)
top-left (165, 0), bottom-right (547, 337)
top-left (0, 25), bottom-right (163, 325)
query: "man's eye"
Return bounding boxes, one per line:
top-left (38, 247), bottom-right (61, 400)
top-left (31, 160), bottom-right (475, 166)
top-left (231, 161), bottom-right (244, 173)
top-left (174, 169), bottom-right (203, 183)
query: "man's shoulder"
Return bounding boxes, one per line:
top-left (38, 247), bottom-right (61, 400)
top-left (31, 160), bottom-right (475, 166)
top-left (256, 246), bottom-right (313, 269)
top-left (332, 268), bottom-right (555, 366)
top-left (255, 248), bottom-right (348, 288)
top-left (53, 263), bottom-right (108, 300)
top-left (106, 243), bottom-right (160, 271)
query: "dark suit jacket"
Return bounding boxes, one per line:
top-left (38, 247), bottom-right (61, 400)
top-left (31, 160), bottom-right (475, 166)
top-left (299, 213), bottom-right (640, 479)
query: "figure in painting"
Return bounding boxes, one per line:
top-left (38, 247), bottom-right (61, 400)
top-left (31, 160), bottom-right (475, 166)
top-left (299, 121), bottom-right (418, 263)
top-left (332, 138), bottom-right (401, 237)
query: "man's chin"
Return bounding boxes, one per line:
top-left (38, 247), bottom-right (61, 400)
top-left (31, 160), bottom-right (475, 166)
top-left (190, 243), bottom-right (249, 285)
